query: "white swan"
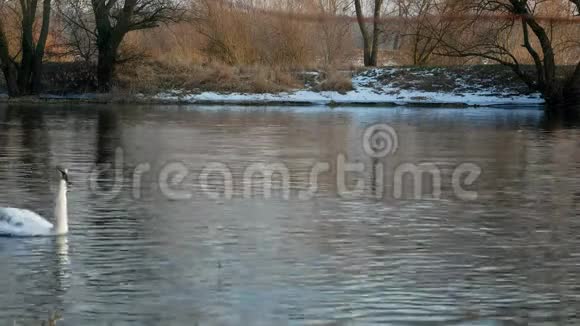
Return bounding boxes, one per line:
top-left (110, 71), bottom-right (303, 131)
top-left (0, 167), bottom-right (70, 237)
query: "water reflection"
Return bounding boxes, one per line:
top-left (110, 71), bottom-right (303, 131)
top-left (0, 104), bottom-right (579, 325)
top-left (0, 236), bottom-right (70, 323)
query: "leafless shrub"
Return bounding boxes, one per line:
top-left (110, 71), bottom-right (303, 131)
top-left (315, 70), bottom-right (354, 92)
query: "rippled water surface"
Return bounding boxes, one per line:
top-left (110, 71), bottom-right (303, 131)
top-left (0, 104), bottom-right (579, 325)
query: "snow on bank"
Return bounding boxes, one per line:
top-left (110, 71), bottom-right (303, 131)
top-left (151, 67), bottom-right (544, 107)
top-left (152, 88), bottom-right (543, 107)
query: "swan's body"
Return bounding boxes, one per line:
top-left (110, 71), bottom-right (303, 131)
top-left (0, 208), bottom-right (55, 236)
top-left (0, 168), bottom-right (70, 237)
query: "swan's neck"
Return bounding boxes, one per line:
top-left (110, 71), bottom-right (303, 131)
top-left (54, 179), bottom-right (68, 235)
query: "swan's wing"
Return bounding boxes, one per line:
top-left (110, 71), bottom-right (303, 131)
top-left (0, 207), bottom-right (53, 236)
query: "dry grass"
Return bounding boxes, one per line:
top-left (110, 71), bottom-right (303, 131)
top-left (115, 60), bottom-right (303, 94)
top-left (107, 1), bottom-right (361, 71)
top-left (245, 66), bottom-right (303, 93)
top-left (315, 70), bottom-right (353, 93)
top-left (189, 1), bottom-right (320, 67)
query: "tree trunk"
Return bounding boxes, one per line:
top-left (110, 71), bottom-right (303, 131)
top-left (97, 47), bottom-right (117, 92)
top-left (354, 0), bottom-right (373, 66)
top-left (31, 55), bottom-right (44, 94)
top-left (94, 1), bottom-right (125, 93)
top-left (1, 64), bottom-right (20, 97)
top-left (521, 20), bottom-right (545, 91)
top-left (18, 28), bottom-right (35, 94)
top-left (569, 62), bottom-right (580, 92)
top-left (520, 11), bottom-right (559, 102)
top-left (91, 0), bottom-right (182, 92)
top-left (0, 0), bottom-right (51, 96)
top-left (370, 0), bottom-right (384, 66)
top-left (0, 23), bottom-right (20, 97)
top-left (354, 0), bottom-right (383, 67)
top-left (363, 42), bottom-right (373, 66)
top-left (563, 62), bottom-right (580, 106)
top-left (31, 0), bottom-right (52, 94)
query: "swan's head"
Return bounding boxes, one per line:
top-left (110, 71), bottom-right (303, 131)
top-left (56, 166), bottom-right (72, 187)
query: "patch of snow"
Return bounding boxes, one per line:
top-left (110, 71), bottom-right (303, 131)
top-left (39, 93), bottom-right (99, 100)
top-left (299, 71), bottom-right (320, 76)
top-left (152, 86), bottom-right (543, 107)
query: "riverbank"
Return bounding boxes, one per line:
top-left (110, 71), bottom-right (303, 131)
top-left (0, 65), bottom-right (545, 107)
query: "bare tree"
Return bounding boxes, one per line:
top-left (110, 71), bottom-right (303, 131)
top-left (0, 0), bottom-right (52, 96)
top-left (316, 0), bottom-right (353, 65)
top-left (396, 0), bottom-right (453, 65)
top-left (354, 0), bottom-right (385, 66)
top-left (94, 0), bottom-right (185, 91)
top-left (56, 0), bottom-right (99, 63)
top-left (59, 0), bottom-right (184, 92)
top-left (434, 0), bottom-right (580, 107)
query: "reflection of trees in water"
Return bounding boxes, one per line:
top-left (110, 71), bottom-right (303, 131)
top-left (18, 106), bottom-right (51, 177)
top-left (0, 107), bottom-right (13, 179)
top-left (542, 106), bottom-right (580, 130)
top-left (80, 108), bottom-right (165, 321)
top-left (0, 106), bottom-right (52, 211)
top-left (0, 106), bottom-right (45, 163)
top-left (119, 107), bottom-right (355, 199)
top-left (94, 108), bottom-right (121, 189)
top-left (89, 108), bottom-right (137, 226)
top-left (89, 108), bottom-right (129, 225)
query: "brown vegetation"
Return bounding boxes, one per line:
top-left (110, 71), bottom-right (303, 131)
top-left (115, 60), bottom-right (303, 94)
top-left (315, 70), bottom-right (354, 92)
top-left (189, 0), bottom-right (357, 67)
top-left (0, 0), bottom-right (579, 111)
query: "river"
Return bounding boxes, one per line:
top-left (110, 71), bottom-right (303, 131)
top-left (0, 104), bottom-right (579, 325)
